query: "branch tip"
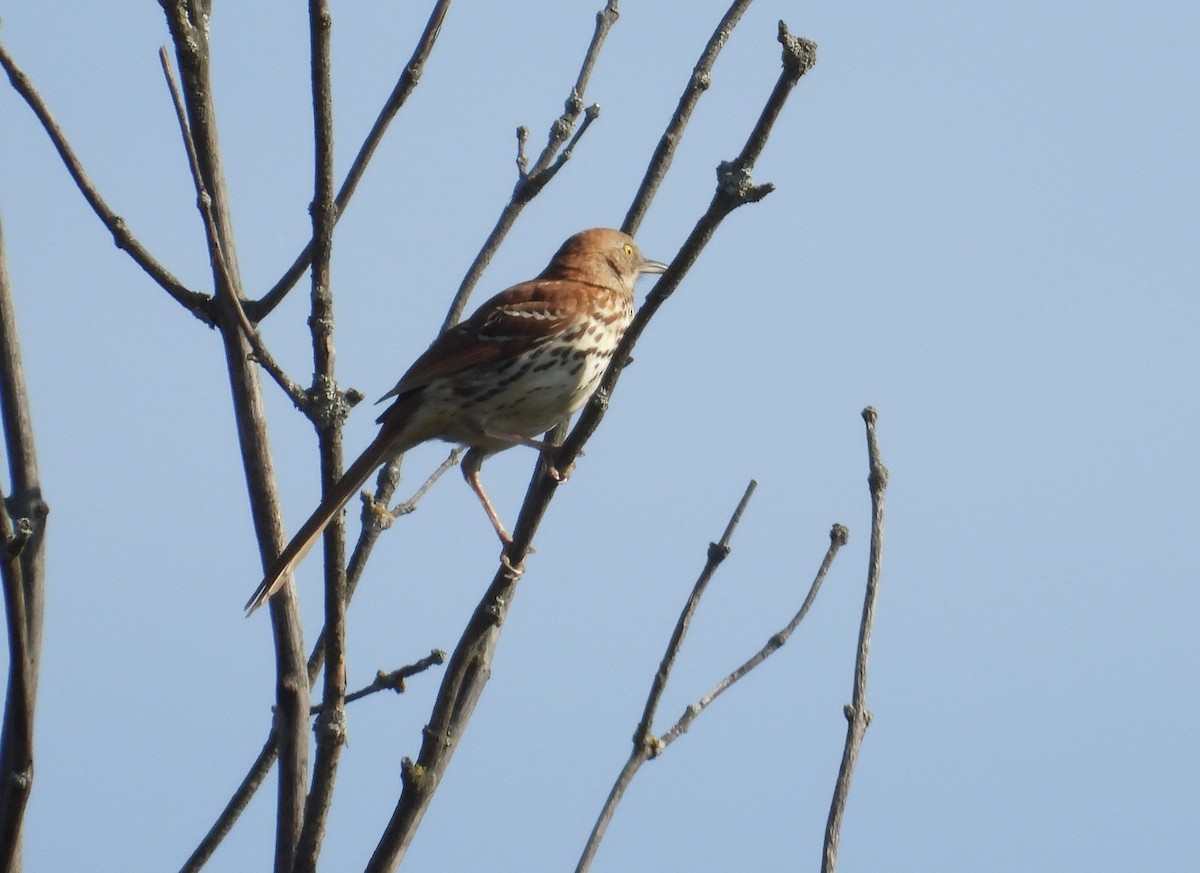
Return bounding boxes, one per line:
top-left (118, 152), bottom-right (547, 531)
top-left (777, 22), bottom-right (817, 77)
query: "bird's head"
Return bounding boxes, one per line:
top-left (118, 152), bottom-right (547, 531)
top-left (541, 228), bottom-right (668, 292)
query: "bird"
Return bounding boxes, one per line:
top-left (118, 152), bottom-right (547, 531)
top-left (244, 228), bottom-right (667, 613)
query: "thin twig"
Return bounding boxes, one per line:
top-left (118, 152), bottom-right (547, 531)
top-left (658, 523), bottom-right (848, 748)
top-left (575, 482), bottom-right (759, 873)
top-left (157, 47), bottom-right (307, 408)
top-left (251, 0), bottom-right (452, 320)
top-left (822, 407), bottom-right (888, 873)
top-left (623, 0), bottom-right (756, 236)
top-left (635, 480), bottom-right (757, 747)
top-left (311, 650), bottom-right (448, 713)
top-left (0, 40), bottom-right (212, 324)
top-left (385, 448), bottom-right (461, 519)
top-left (437, 0), bottom-right (620, 333)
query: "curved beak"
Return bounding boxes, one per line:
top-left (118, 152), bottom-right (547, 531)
top-left (639, 257), bottom-right (669, 275)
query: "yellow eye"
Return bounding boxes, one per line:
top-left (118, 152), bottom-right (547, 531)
top-left (623, 243), bottom-right (635, 258)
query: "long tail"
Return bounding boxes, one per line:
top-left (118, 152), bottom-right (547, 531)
top-left (244, 423), bottom-right (408, 615)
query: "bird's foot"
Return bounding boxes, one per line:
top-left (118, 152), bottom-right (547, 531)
top-left (500, 551), bottom-right (527, 579)
top-left (547, 461), bottom-right (573, 483)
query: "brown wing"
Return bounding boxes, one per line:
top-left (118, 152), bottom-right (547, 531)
top-left (376, 279), bottom-right (584, 404)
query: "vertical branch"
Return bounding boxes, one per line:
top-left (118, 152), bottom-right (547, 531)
top-left (252, 0), bottom-right (451, 318)
top-left (0, 212), bottom-right (47, 873)
top-left (821, 407), bottom-right (888, 873)
top-left (158, 3), bottom-right (310, 870)
top-left (295, 0), bottom-right (346, 868)
top-left (0, 504), bottom-right (32, 873)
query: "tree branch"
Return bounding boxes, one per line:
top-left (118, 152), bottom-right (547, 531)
top-left (0, 40), bottom-right (213, 324)
top-left (295, 1), bottom-right (347, 867)
top-left (158, 3), bottom-right (311, 871)
top-left (251, 0), bottom-right (453, 320)
top-left (437, 0), bottom-right (619, 333)
top-left (822, 408), bottom-right (888, 873)
top-left (158, 48), bottom-right (307, 408)
top-left (311, 650), bottom-right (448, 713)
top-left (623, 0), bottom-right (756, 236)
top-left (657, 522), bottom-right (848, 748)
top-left (0, 506), bottom-right (33, 873)
top-left (575, 481), bottom-right (765, 873)
top-left (180, 450), bottom-right (455, 871)
top-left (0, 209), bottom-right (47, 873)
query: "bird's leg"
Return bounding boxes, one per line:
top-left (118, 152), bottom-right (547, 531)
top-left (462, 448), bottom-right (532, 574)
top-left (462, 447), bottom-right (514, 546)
top-left (474, 423), bottom-right (582, 482)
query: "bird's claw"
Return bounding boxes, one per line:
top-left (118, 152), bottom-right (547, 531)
top-left (548, 458), bottom-right (577, 483)
top-left (500, 552), bottom-right (526, 578)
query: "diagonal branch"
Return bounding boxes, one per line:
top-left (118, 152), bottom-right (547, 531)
top-left (0, 40), bottom-right (212, 324)
top-left (576, 482), bottom-right (770, 873)
top-left (657, 522), bottom-right (848, 749)
top-left (311, 650), bottom-right (447, 713)
top-left (822, 408), bottom-right (888, 873)
top-left (251, 0), bottom-right (453, 320)
top-left (623, 0), bottom-right (756, 236)
top-left (437, 0), bottom-right (620, 333)
top-left (158, 48), bottom-right (307, 408)
top-left (577, 519), bottom-right (847, 873)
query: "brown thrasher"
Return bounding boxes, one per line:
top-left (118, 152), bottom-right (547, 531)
top-left (244, 228), bottom-right (667, 613)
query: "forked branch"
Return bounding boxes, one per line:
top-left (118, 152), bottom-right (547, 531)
top-left (0, 41), bottom-right (211, 322)
top-left (576, 504), bottom-right (847, 872)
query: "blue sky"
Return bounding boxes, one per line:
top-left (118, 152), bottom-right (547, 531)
top-left (1, 1), bottom-right (1196, 870)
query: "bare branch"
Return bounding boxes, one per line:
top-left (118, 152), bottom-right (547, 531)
top-left (438, 0), bottom-right (620, 333)
top-left (178, 736), bottom-right (277, 873)
top-left (658, 522), bottom-right (848, 748)
top-left (575, 481), bottom-right (760, 873)
top-left (0, 41), bottom-right (212, 324)
top-left (311, 651), bottom-right (448, 713)
top-left (636, 480), bottom-right (758, 746)
top-left (251, 0), bottom-right (453, 320)
top-left (822, 408), bottom-right (888, 873)
top-left (0, 506), bottom-right (34, 873)
top-left (0, 211), bottom-right (47, 873)
top-left (295, 0), bottom-right (348, 866)
top-left (158, 48), bottom-right (307, 407)
top-left (181, 451), bottom-right (450, 868)
top-left (623, 0), bottom-right (756, 235)
top-left (159, 3), bottom-right (311, 870)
